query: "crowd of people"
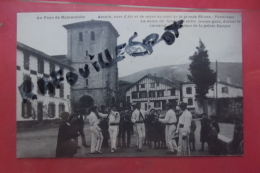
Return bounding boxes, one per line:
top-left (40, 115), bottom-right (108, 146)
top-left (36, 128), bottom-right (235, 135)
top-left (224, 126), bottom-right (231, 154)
top-left (55, 102), bottom-right (243, 158)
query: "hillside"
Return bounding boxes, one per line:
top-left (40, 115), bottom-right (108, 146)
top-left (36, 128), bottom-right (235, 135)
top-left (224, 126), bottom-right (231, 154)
top-left (119, 62), bottom-right (242, 87)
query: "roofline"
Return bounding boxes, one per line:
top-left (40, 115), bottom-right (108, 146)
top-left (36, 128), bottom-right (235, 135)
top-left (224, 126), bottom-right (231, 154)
top-left (182, 81), bottom-right (242, 89)
top-left (125, 74), bottom-right (181, 92)
top-left (119, 80), bottom-right (134, 85)
top-left (218, 81), bottom-right (243, 89)
top-left (181, 82), bottom-right (194, 85)
top-left (63, 20), bottom-right (119, 38)
top-left (17, 42), bottom-right (74, 70)
top-left (125, 75), bottom-right (148, 92)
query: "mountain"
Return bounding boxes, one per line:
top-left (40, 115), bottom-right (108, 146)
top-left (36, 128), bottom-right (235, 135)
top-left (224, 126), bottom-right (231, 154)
top-left (119, 62), bottom-right (242, 87)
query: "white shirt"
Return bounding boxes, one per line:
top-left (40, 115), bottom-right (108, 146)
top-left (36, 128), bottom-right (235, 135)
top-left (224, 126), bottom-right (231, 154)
top-left (114, 111), bottom-right (120, 123)
top-left (98, 111), bottom-right (118, 124)
top-left (131, 109), bottom-right (146, 123)
top-left (88, 112), bottom-right (100, 130)
top-left (177, 109), bottom-right (192, 136)
top-left (159, 109), bottom-right (177, 124)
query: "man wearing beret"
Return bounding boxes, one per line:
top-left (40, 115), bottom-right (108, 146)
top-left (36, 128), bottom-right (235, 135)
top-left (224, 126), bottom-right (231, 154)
top-left (176, 102), bottom-right (192, 156)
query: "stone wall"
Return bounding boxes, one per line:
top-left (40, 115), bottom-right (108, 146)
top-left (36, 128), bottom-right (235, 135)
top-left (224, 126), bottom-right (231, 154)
top-left (65, 21), bottom-right (119, 111)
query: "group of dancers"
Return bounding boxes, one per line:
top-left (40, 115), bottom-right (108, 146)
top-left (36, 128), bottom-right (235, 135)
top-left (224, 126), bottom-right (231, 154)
top-left (56, 101), bottom-right (193, 157)
top-left (87, 101), bottom-right (193, 155)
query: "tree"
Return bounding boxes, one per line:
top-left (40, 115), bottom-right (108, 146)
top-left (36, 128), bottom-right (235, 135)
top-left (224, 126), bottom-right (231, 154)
top-left (188, 39), bottom-right (216, 98)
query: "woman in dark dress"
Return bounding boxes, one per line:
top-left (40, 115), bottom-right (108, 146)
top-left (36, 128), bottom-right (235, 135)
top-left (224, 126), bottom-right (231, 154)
top-left (146, 109), bottom-right (160, 148)
top-left (208, 121), bottom-right (220, 155)
top-left (156, 109), bottom-right (166, 148)
top-left (189, 119), bottom-right (197, 151)
top-left (199, 113), bottom-right (210, 151)
top-left (56, 112), bottom-right (79, 158)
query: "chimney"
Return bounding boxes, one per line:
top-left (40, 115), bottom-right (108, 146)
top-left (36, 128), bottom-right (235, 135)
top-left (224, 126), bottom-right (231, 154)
top-left (227, 76), bottom-right (231, 84)
top-left (154, 73), bottom-right (156, 76)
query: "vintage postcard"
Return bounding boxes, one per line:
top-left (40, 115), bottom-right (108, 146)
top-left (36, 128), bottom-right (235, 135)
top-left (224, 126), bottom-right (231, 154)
top-left (16, 11), bottom-right (243, 158)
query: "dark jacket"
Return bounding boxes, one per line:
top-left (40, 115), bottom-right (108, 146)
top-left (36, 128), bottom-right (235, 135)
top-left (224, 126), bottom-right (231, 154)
top-left (56, 121), bottom-right (79, 158)
top-left (76, 115), bottom-right (84, 128)
top-left (200, 118), bottom-right (211, 143)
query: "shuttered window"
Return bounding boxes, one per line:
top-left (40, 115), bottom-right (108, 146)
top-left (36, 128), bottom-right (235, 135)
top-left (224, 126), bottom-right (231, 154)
top-left (48, 103), bottom-right (56, 118)
top-left (22, 101), bottom-right (32, 118)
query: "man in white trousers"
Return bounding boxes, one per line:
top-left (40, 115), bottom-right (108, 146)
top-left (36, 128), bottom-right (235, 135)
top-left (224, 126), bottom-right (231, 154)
top-left (109, 105), bottom-right (120, 152)
top-left (97, 106), bottom-right (118, 153)
top-left (158, 102), bottom-right (178, 155)
top-left (88, 106), bottom-right (103, 154)
top-left (131, 102), bottom-right (146, 152)
top-left (131, 103), bottom-right (139, 148)
top-left (176, 102), bottom-right (192, 156)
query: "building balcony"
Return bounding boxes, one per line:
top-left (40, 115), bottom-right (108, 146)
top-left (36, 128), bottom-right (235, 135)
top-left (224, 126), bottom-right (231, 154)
top-left (132, 95), bottom-right (179, 101)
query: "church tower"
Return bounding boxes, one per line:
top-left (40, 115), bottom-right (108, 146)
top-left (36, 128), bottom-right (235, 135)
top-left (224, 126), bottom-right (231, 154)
top-left (63, 20), bottom-right (119, 112)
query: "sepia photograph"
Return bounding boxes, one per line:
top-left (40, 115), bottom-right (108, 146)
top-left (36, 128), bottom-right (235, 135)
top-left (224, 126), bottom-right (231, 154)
top-left (16, 11), bottom-right (243, 158)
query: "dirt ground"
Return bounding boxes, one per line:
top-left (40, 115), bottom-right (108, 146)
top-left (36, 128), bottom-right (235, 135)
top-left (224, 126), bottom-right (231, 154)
top-left (17, 119), bottom-right (234, 158)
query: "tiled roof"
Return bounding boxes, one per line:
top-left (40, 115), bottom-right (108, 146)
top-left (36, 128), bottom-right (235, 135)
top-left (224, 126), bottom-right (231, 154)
top-left (17, 42), bottom-right (74, 70)
top-left (126, 74), bottom-right (182, 91)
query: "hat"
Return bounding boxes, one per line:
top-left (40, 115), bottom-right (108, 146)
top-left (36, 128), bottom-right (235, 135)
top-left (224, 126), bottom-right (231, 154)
top-left (132, 102), bottom-right (139, 106)
top-left (178, 102), bottom-right (187, 107)
top-left (111, 104), bottom-right (117, 108)
top-left (60, 112), bottom-right (70, 121)
top-left (166, 102), bottom-right (173, 107)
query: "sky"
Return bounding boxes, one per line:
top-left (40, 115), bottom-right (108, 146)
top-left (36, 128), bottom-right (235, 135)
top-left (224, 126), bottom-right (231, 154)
top-left (17, 12), bottom-right (242, 77)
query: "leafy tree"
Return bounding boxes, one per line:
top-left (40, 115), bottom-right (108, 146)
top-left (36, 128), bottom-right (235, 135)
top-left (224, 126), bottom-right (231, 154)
top-left (187, 39), bottom-right (216, 98)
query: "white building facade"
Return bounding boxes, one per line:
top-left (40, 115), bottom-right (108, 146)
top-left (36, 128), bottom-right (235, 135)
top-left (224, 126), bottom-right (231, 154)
top-left (16, 42), bottom-right (73, 122)
top-left (125, 74), bottom-right (182, 111)
top-left (182, 81), bottom-right (243, 115)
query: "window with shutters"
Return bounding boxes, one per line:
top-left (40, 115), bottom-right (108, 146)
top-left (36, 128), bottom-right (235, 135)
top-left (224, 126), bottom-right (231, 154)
top-left (48, 103), bottom-right (56, 118)
top-left (186, 87), bottom-right (192, 94)
top-left (23, 74), bottom-right (32, 94)
top-left (48, 81), bottom-right (56, 97)
top-left (222, 87), bottom-right (228, 93)
top-left (132, 92), bottom-right (138, 99)
top-left (23, 52), bottom-right (30, 70)
top-left (22, 101), bottom-right (32, 118)
top-left (136, 85), bottom-right (139, 91)
top-left (149, 91), bottom-right (155, 97)
top-left (91, 31), bottom-right (95, 41)
top-left (188, 98), bottom-right (193, 105)
top-left (50, 63), bottom-right (55, 74)
top-left (139, 91), bottom-right (147, 98)
top-left (86, 79), bottom-right (88, 87)
top-left (79, 32), bottom-right (83, 42)
top-left (58, 103), bottom-right (65, 118)
top-left (38, 59), bottom-right (44, 74)
top-left (157, 90), bottom-right (164, 97)
top-left (127, 96), bottom-right (130, 103)
top-left (59, 83), bottom-right (64, 98)
top-left (170, 89), bottom-right (176, 96)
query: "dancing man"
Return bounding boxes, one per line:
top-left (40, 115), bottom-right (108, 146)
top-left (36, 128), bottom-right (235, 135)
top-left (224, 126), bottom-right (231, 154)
top-left (158, 102), bottom-right (178, 154)
top-left (88, 106), bottom-right (103, 154)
